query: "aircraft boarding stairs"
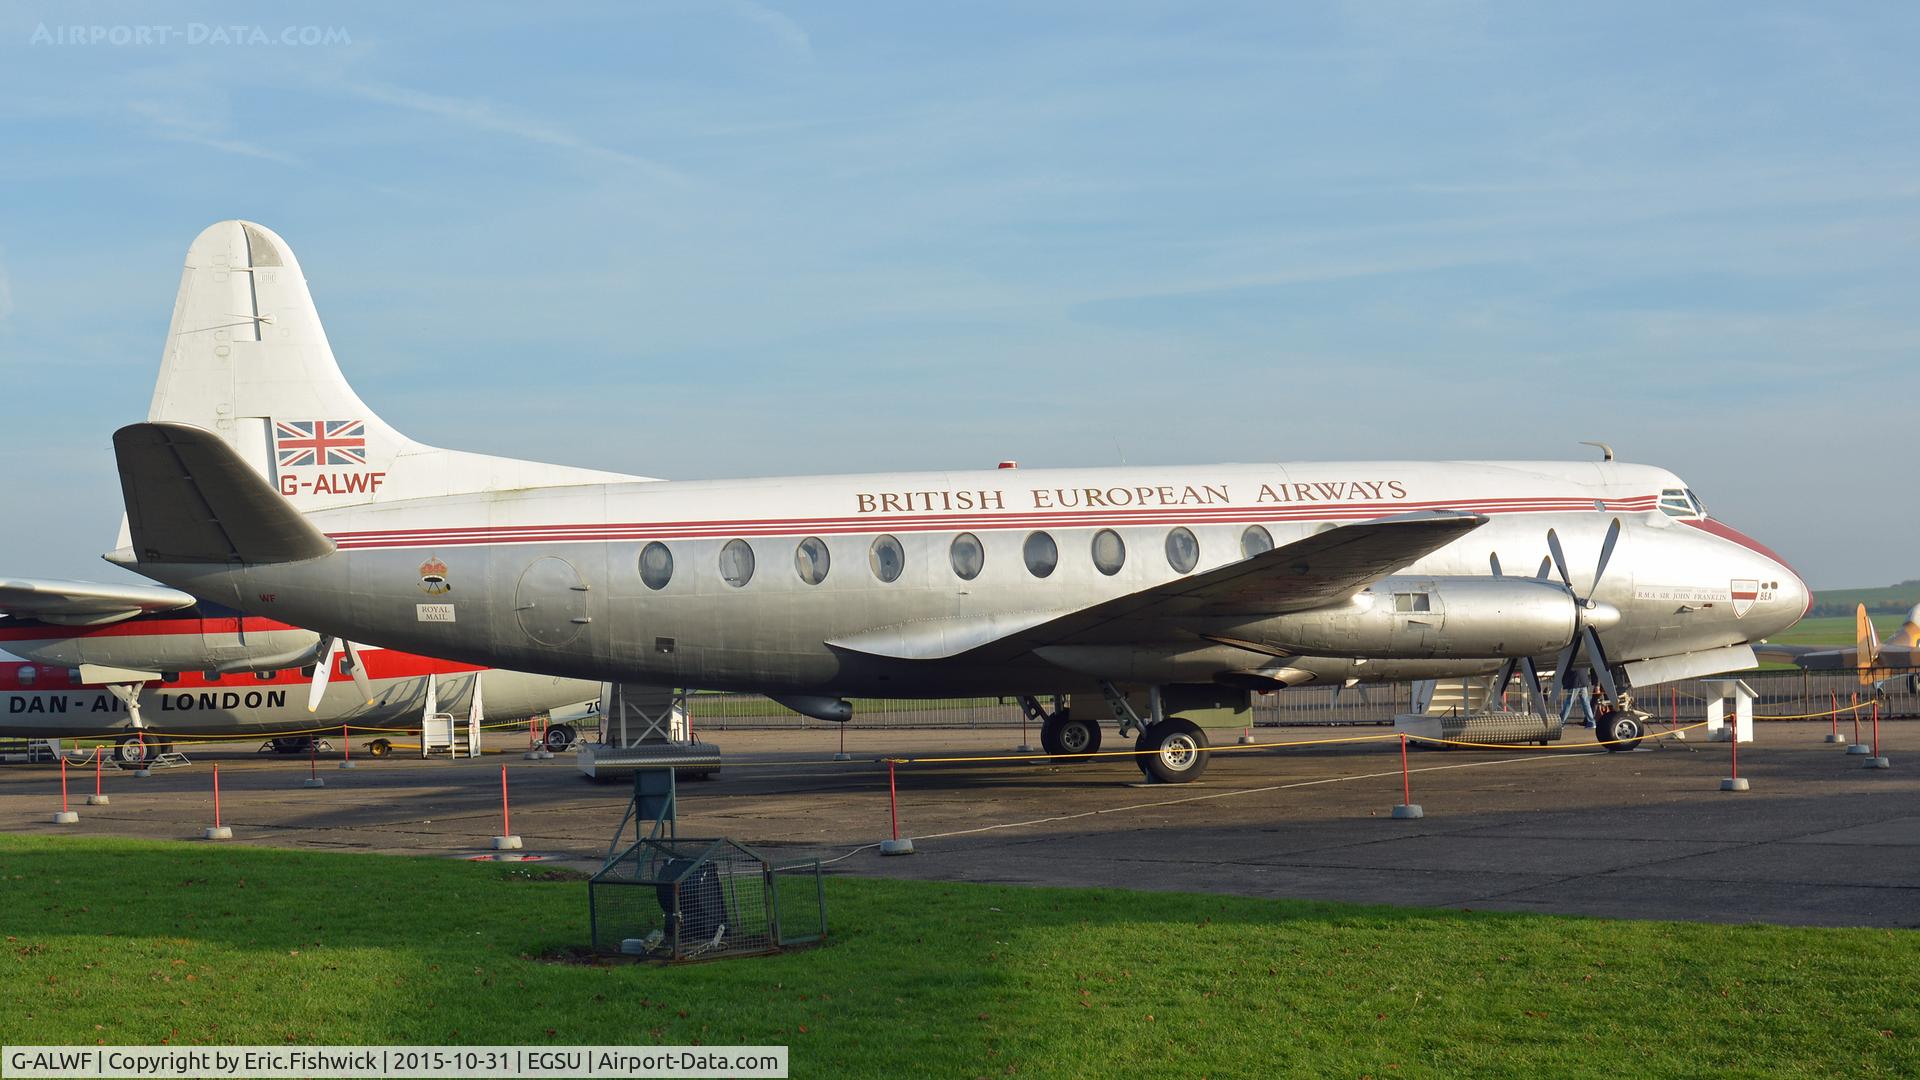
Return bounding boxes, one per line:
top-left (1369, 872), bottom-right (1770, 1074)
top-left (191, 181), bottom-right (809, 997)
top-left (1391, 675), bottom-right (1565, 748)
top-left (419, 671), bottom-right (483, 758)
top-left (576, 683), bottom-right (721, 781)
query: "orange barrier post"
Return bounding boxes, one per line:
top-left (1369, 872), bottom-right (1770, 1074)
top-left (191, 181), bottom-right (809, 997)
top-left (1391, 734), bottom-right (1423, 819)
top-left (1865, 700), bottom-right (1890, 769)
top-left (204, 764), bottom-right (232, 838)
top-left (1721, 727), bottom-right (1749, 791)
top-left (1847, 693), bottom-right (1872, 755)
top-left (339, 725), bottom-right (357, 769)
top-left (880, 760), bottom-right (914, 854)
top-left (86, 748), bottom-right (109, 806)
top-left (53, 757), bottom-right (78, 823)
top-left (491, 764), bottom-right (522, 851)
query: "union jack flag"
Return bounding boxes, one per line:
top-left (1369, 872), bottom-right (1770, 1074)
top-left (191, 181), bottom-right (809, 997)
top-left (274, 419), bottom-right (367, 467)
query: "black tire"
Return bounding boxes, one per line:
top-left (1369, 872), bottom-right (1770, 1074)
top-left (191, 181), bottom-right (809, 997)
top-left (366, 738), bottom-right (393, 758)
top-left (114, 735), bottom-right (150, 764)
top-left (1042, 710), bottom-right (1101, 763)
top-left (1598, 713), bottom-right (1644, 752)
top-left (545, 724), bottom-right (577, 752)
top-left (1135, 718), bottom-right (1210, 784)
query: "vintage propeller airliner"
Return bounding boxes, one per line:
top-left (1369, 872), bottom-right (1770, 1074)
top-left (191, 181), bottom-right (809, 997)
top-left (104, 222), bottom-right (1808, 782)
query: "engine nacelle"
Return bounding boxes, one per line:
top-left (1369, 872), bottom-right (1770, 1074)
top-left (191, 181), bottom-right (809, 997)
top-left (1220, 576), bottom-right (1583, 660)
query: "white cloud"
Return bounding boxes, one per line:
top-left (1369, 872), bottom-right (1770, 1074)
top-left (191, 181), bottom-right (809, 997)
top-left (126, 99), bottom-right (301, 165)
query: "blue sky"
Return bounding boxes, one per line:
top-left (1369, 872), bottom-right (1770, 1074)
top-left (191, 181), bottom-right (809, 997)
top-left (1, 2), bottom-right (1916, 588)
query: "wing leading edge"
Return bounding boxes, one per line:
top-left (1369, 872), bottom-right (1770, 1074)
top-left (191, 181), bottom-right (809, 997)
top-left (828, 510), bottom-right (1488, 662)
top-left (0, 576), bottom-right (198, 627)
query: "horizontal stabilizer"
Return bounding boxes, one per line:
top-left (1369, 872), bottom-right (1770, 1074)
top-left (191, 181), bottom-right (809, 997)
top-left (114, 422), bottom-right (336, 565)
top-left (0, 576), bottom-right (196, 626)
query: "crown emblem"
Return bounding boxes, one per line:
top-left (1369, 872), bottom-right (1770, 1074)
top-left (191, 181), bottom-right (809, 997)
top-left (419, 557), bottom-right (452, 595)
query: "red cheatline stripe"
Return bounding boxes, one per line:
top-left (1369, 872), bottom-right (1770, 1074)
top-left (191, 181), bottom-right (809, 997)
top-left (0, 615), bottom-right (305, 643)
top-left (328, 494), bottom-right (1661, 550)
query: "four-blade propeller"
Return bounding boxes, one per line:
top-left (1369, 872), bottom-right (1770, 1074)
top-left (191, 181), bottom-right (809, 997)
top-left (307, 635), bottom-right (376, 712)
top-left (1488, 518), bottom-right (1625, 712)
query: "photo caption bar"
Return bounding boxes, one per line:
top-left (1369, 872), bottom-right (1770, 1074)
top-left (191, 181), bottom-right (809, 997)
top-left (2, 1046), bottom-right (787, 1079)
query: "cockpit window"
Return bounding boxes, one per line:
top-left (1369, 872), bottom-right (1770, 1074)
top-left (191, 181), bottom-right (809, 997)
top-left (1684, 488), bottom-right (1707, 517)
top-left (1658, 487), bottom-right (1696, 519)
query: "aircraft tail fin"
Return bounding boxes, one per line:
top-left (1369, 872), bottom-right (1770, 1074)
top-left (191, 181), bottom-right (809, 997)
top-left (113, 422), bottom-right (336, 565)
top-left (144, 221), bottom-right (642, 516)
top-left (1856, 603), bottom-right (1882, 667)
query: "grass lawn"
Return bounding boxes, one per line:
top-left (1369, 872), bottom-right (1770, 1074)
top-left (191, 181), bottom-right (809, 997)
top-left (1763, 614), bottom-right (1908, 649)
top-left (1, 835), bottom-right (1914, 1078)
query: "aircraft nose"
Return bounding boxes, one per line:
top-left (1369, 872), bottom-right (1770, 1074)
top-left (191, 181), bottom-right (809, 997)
top-left (1585, 600), bottom-right (1622, 633)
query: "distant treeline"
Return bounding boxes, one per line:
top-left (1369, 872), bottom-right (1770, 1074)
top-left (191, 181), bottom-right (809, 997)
top-left (1810, 580), bottom-right (1920, 619)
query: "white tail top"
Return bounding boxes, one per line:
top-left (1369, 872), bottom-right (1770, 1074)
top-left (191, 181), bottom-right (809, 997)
top-left (144, 220), bottom-right (643, 514)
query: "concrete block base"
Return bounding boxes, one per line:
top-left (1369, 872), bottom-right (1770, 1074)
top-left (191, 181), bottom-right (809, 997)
top-left (1238, 734), bottom-right (1256, 745)
top-left (338, 760), bottom-right (359, 769)
top-left (52, 811), bottom-right (79, 824)
top-left (134, 769), bottom-right (152, 778)
top-left (1847, 744), bottom-right (1872, 755)
top-left (1720, 777), bottom-right (1750, 791)
top-left (832, 752), bottom-right (852, 761)
top-left (302, 777), bottom-right (326, 788)
top-left (1865, 756), bottom-right (1891, 770)
top-left (1824, 733), bottom-right (1848, 743)
top-left (86, 794), bottom-right (109, 806)
top-left (491, 835), bottom-right (523, 850)
top-left (1391, 804), bottom-right (1424, 819)
top-left (202, 825), bottom-right (232, 840)
top-left (879, 838), bottom-right (915, 855)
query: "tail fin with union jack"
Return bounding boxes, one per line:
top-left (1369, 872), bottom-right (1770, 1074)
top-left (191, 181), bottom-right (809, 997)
top-left (139, 220), bottom-right (641, 517)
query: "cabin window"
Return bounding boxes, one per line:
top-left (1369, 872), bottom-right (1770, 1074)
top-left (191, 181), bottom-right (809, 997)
top-left (17, 666), bottom-right (34, 687)
top-left (1165, 527), bottom-right (1199, 574)
top-left (719, 539), bottom-right (756, 587)
top-left (255, 670), bottom-right (276, 681)
top-left (336, 658), bottom-right (351, 677)
top-left (1091, 529), bottom-right (1126, 576)
top-left (950, 533), bottom-right (985, 581)
top-left (1241, 524), bottom-right (1273, 559)
top-left (1393, 592), bottom-right (1432, 613)
top-left (638, 542), bottom-right (674, 590)
top-left (1023, 531), bottom-right (1058, 578)
top-left (795, 536), bottom-right (831, 585)
top-left (299, 665), bottom-right (314, 678)
top-left (869, 534), bottom-right (906, 583)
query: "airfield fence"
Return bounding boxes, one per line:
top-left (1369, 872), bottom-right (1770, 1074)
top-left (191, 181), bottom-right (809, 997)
top-left (678, 667), bottom-right (1920, 731)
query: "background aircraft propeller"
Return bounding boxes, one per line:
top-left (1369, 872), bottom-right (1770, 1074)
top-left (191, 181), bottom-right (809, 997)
top-left (1487, 551), bottom-right (1554, 716)
top-left (307, 635), bottom-right (375, 712)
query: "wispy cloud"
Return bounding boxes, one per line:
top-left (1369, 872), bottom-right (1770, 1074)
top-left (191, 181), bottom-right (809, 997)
top-left (126, 99), bottom-right (301, 165)
top-left (340, 80), bottom-right (688, 186)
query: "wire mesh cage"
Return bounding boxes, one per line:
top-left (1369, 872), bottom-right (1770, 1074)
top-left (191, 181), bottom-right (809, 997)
top-left (590, 837), bottom-right (825, 962)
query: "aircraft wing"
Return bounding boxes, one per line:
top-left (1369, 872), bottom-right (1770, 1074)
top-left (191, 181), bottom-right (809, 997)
top-left (0, 576), bottom-right (197, 627)
top-left (828, 510), bottom-right (1488, 662)
top-left (1751, 643), bottom-right (1853, 667)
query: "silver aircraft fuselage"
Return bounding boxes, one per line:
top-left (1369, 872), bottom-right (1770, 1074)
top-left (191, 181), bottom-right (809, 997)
top-left (123, 459), bottom-right (1809, 698)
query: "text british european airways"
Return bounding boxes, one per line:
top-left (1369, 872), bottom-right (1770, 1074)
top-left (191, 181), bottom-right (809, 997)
top-left (852, 479), bottom-right (1409, 514)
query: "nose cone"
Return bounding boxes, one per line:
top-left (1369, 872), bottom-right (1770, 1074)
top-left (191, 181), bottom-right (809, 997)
top-left (1585, 600), bottom-right (1622, 633)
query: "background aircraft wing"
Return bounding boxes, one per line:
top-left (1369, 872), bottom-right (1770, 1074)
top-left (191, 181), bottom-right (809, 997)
top-left (0, 576), bottom-right (197, 626)
top-left (829, 510), bottom-right (1487, 661)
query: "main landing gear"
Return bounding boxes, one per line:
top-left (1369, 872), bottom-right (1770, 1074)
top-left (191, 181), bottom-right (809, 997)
top-left (1018, 696), bottom-right (1102, 762)
top-left (1102, 683), bottom-right (1211, 784)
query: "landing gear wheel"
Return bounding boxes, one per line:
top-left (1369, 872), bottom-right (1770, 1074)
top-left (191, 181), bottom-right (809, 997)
top-left (268, 737), bottom-right (314, 755)
top-left (1598, 713), bottom-right (1644, 752)
top-left (366, 738), bottom-right (393, 758)
top-left (114, 735), bottom-right (151, 765)
top-left (1041, 710), bottom-right (1102, 762)
top-left (544, 724), bottom-right (578, 752)
top-left (1135, 718), bottom-right (1210, 784)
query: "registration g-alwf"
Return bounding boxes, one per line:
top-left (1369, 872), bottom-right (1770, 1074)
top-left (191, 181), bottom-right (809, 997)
top-left (108, 221), bottom-right (1808, 783)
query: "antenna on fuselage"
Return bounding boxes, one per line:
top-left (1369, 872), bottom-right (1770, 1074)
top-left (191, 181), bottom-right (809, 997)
top-left (1579, 441), bottom-right (1615, 462)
